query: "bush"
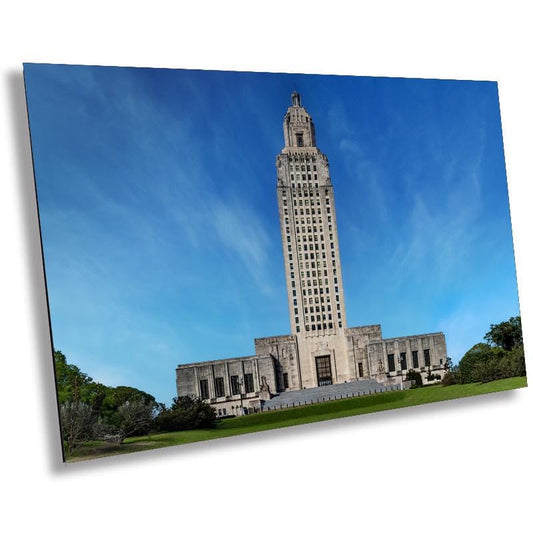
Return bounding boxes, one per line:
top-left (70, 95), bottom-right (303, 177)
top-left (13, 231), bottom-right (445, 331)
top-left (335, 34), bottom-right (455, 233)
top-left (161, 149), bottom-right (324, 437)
top-left (441, 371), bottom-right (461, 386)
top-left (406, 369), bottom-right (423, 388)
top-left (115, 400), bottom-right (157, 442)
top-left (509, 344), bottom-right (527, 377)
top-left (154, 396), bottom-right (217, 432)
top-left (472, 357), bottom-right (503, 382)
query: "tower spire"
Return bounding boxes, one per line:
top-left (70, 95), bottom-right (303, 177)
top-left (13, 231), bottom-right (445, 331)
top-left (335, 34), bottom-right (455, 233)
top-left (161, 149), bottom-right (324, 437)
top-left (283, 92), bottom-right (316, 148)
top-left (291, 90), bottom-right (301, 107)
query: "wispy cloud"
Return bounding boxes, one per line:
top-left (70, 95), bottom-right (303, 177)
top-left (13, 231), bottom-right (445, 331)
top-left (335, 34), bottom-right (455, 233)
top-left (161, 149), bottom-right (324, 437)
top-left (327, 103), bottom-right (390, 223)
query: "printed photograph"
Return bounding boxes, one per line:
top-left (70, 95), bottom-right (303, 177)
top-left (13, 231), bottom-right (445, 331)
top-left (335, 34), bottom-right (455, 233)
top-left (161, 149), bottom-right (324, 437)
top-left (23, 64), bottom-right (527, 462)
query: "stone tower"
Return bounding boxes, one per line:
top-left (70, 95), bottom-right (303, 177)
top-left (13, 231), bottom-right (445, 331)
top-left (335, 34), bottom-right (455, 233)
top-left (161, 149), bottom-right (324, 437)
top-left (276, 92), bottom-right (350, 385)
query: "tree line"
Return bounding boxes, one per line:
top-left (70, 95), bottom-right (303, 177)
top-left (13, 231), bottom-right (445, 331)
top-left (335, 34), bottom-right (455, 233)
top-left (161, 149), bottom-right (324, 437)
top-left (54, 351), bottom-right (216, 455)
top-left (442, 316), bottom-right (526, 386)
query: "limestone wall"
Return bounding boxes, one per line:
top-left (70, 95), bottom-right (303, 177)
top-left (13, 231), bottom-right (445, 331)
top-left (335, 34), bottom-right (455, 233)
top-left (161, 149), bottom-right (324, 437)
top-left (367, 332), bottom-right (447, 383)
top-left (255, 334), bottom-right (300, 391)
top-left (176, 354), bottom-right (277, 402)
top-left (345, 324), bottom-right (383, 379)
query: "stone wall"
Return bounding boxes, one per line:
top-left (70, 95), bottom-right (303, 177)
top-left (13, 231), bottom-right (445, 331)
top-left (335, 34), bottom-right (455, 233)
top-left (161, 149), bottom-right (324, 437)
top-left (345, 324), bottom-right (383, 379)
top-left (176, 354), bottom-right (277, 408)
top-left (367, 332), bottom-right (447, 383)
top-left (255, 334), bottom-right (300, 390)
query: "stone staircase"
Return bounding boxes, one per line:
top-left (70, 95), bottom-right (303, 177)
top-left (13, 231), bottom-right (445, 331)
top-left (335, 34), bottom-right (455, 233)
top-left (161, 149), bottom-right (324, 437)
top-left (261, 379), bottom-right (400, 411)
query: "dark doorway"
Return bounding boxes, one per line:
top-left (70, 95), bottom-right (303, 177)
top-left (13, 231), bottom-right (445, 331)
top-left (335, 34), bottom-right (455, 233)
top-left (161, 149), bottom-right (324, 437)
top-left (315, 355), bottom-right (333, 386)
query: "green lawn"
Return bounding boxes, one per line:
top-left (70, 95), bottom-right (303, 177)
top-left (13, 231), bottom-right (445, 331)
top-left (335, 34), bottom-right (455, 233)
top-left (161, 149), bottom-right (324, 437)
top-left (67, 376), bottom-right (527, 462)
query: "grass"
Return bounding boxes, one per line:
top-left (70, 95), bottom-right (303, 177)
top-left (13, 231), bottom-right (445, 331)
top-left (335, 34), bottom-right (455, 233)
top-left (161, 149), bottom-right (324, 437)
top-left (67, 376), bottom-right (527, 462)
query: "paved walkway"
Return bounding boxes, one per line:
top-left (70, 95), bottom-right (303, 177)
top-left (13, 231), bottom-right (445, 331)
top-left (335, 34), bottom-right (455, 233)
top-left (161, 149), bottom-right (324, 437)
top-left (262, 379), bottom-right (400, 410)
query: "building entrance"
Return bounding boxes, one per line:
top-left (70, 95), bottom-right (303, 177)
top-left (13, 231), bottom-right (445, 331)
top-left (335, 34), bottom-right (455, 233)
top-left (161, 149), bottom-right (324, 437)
top-left (315, 355), bottom-right (333, 386)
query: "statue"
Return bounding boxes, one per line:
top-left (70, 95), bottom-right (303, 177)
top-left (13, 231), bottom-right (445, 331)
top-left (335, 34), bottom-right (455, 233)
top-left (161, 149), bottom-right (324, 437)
top-left (258, 376), bottom-right (272, 400)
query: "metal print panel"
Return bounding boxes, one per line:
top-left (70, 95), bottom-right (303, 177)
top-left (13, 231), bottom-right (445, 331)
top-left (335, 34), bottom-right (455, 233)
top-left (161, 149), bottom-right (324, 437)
top-left (23, 64), bottom-right (526, 462)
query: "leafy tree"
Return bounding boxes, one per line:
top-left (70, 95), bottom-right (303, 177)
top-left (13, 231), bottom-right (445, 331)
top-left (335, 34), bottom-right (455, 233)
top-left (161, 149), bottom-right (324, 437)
top-left (457, 316), bottom-right (526, 384)
top-left (458, 343), bottom-right (507, 383)
top-left (444, 356), bottom-right (457, 372)
top-left (99, 386), bottom-right (157, 427)
top-left (54, 351), bottom-right (162, 446)
top-left (54, 351), bottom-right (93, 403)
top-left (509, 344), bottom-right (527, 376)
top-left (471, 357), bottom-right (501, 383)
top-left (484, 316), bottom-right (522, 351)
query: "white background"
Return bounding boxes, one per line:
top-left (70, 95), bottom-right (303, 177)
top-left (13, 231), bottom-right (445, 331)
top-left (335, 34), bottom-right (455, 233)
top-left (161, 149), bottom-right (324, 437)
top-left (1, 2), bottom-right (531, 531)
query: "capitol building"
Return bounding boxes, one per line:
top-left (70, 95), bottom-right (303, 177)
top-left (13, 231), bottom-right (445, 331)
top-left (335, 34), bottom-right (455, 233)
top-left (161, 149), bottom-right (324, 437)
top-left (176, 92), bottom-right (447, 416)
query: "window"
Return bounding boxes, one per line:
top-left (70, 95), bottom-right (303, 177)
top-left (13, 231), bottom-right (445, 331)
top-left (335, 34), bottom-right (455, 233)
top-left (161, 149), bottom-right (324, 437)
top-left (424, 349), bottom-right (431, 367)
top-left (400, 352), bottom-right (407, 371)
top-left (214, 377), bottom-right (225, 397)
top-left (283, 372), bottom-right (289, 389)
top-left (296, 133), bottom-right (304, 146)
top-left (387, 354), bottom-right (395, 372)
top-left (230, 375), bottom-right (240, 395)
top-left (244, 373), bottom-right (254, 393)
top-left (358, 362), bottom-right (364, 377)
top-left (199, 379), bottom-right (209, 400)
top-left (412, 350), bottom-right (419, 368)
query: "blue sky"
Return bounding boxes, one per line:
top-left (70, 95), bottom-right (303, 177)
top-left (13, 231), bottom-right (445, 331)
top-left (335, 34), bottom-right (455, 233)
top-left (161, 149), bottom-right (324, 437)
top-left (24, 64), bottom-right (519, 406)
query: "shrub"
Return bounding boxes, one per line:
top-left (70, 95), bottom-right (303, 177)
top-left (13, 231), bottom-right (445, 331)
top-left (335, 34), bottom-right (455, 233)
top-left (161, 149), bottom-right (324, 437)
top-left (406, 369), bottom-right (423, 388)
top-left (154, 396), bottom-right (217, 432)
top-left (115, 400), bottom-right (157, 442)
top-left (441, 371), bottom-right (460, 386)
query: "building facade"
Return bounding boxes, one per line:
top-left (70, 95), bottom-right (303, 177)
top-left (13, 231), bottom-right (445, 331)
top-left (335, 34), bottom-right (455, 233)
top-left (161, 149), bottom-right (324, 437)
top-left (176, 92), bottom-right (447, 416)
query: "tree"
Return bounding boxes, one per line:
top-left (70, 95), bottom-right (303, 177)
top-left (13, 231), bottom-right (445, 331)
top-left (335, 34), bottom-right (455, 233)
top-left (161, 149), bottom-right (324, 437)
top-left (457, 316), bottom-right (526, 384)
top-left (54, 350), bottom-right (159, 425)
top-left (115, 400), bottom-right (157, 443)
top-left (444, 356), bottom-right (457, 372)
top-left (471, 357), bottom-right (501, 383)
top-left (458, 343), bottom-right (507, 383)
top-left (99, 386), bottom-right (157, 427)
top-left (484, 316), bottom-right (522, 351)
top-left (54, 351), bottom-right (93, 404)
top-left (59, 401), bottom-right (98, 455)
top-left (507, 344), bottom-right (527, 377)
